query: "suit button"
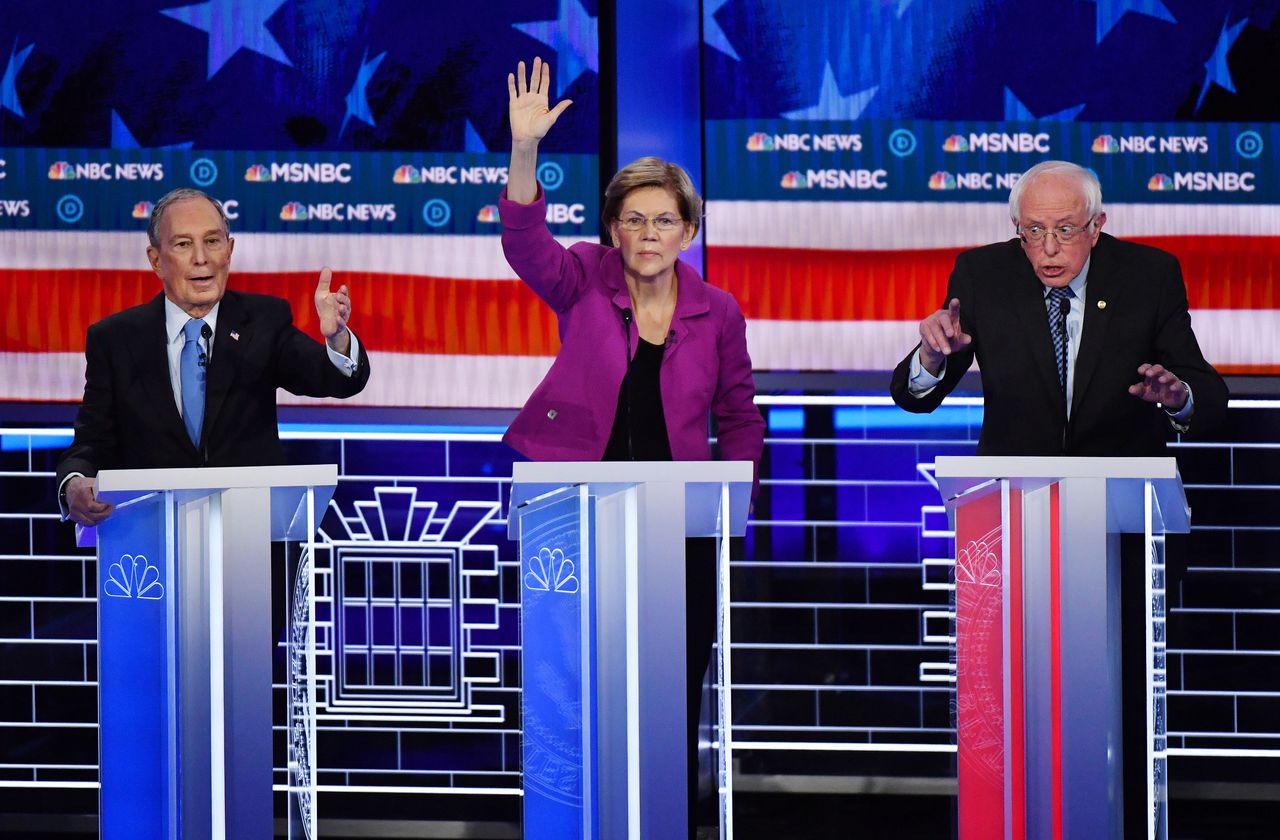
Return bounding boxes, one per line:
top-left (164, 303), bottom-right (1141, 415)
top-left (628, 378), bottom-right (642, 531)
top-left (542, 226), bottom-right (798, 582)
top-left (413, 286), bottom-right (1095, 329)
top-left (547, 409), bottom-right (558, 420)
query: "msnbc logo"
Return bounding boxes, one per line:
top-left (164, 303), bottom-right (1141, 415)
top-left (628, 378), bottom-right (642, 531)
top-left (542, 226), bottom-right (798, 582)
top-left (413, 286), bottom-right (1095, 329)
top-left (942, 135), bottom-right (969, 153)
top-left (1147, 174), bottom-right (1174, 191)
top-left (928, 171), bottom-right (957, 190)
top-left (1092, 135), bottom-right (1120, 154)
top-left (780, 171), bottom-right (808, 189)
top-left (476, 205), bottom-right (500, 223)
top-left (131, 201), bottom-right (153, 219)
top-left (393, 165), bottom-right (422, 184)
top-left (280, 201), bottom-right (308, 221)
top-left (244, 164), bottom-right (271, 182)
top-left (48, 162), bottom-right (76, 180)
top-left (746, 133), bottom-right (775, 152)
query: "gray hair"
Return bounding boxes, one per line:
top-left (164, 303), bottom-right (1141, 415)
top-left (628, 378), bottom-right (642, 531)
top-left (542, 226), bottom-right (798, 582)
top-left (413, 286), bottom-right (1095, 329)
top-left (147, 188), bottom-right (230, 248)
top-left (1008, 161), bottom-right (1103, 224)
top-left (602, 156), bottom-right (704, 239)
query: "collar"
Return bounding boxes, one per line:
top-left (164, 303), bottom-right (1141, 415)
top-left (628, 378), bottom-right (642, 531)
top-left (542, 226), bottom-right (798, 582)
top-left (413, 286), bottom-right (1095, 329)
top-left (164, 297), bottom-right (220, 344)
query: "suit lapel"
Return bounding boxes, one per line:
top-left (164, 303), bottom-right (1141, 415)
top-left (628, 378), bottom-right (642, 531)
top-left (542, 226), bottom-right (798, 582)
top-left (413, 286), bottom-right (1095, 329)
top-left (1071, 236), bottom-right (1118, 417)
top-left (202, 291), bottom-right (246, 443)
top-left (666, 260), bottom-right (710, 363)
top-left (1008, 253), bottom-right (1063, 405)
top-left (129, 295), bottom-right (193, 453)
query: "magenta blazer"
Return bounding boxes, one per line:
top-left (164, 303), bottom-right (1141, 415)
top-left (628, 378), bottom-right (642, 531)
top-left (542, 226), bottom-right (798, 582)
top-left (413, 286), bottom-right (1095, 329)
top-left (500, 190), bottom-right (764, 490)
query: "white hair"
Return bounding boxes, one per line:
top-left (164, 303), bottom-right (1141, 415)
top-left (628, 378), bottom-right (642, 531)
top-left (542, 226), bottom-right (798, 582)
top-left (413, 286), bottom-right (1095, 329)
top-left (1008, 161), bottom-right (1103, 224)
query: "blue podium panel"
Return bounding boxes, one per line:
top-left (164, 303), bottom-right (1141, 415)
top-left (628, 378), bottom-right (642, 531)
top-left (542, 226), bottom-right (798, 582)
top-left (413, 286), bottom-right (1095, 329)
top-left (519, 487), bottom-right (595, 840)
top-left (98, 493), bottom-right (176, 840)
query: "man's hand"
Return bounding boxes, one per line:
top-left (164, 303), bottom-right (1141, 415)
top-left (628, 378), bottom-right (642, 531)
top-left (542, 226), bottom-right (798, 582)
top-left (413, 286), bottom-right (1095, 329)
top-left (66, 476), bottom-right (113, 527)
top-left (315, 267), bottom-right (351, 356)
top-left (918, 298), bottom-right (972, 376)
top-left (1128, 363), bottom-right (1188, 411)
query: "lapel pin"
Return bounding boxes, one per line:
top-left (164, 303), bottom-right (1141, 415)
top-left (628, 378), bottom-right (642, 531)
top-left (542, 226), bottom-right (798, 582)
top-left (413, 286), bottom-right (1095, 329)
top-left (1096, 300), bottom-right (1107, 310)
top-left (230, 330), bottom-right (240, 341)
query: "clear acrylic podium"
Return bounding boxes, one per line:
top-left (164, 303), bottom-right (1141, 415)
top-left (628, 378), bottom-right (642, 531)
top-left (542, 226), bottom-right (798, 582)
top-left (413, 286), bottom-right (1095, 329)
top-left (508, 461), bottom-right (754, 840)
top-left (934, 456), bottom-right (1189, 840)
top-left (86, 464), bottom-right (336, 840)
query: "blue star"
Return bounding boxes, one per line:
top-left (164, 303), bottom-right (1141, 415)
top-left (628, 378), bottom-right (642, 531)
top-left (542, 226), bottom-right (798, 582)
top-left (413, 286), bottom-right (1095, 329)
top-left (704, 0), bottom-right (741, 61)
top-left (340, 49), bottom-right (387, 138)
top-left (1, 40), bottom-right (34, 119)
top-left (1004, 88), bottom-right (1086, 121)
top-left (464, 119), bottom-right (488, 153)
top-left (161, 0), bottom-right (292, 80)
top-left (1086, 0), bottom-right (1176, 44)
top-left (111, 110), bottom-right (194, 149)
top-left (783, 63), bottom-right (877, 120)
top-left (512, 0), bottom-right (599, 95)
top-left (1195, 16), bottom-right (1248, 113)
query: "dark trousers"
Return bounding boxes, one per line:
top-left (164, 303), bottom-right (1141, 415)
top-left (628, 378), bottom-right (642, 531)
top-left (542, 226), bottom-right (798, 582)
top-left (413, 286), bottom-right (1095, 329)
top-left (686, 537), bottom-right (732, 837)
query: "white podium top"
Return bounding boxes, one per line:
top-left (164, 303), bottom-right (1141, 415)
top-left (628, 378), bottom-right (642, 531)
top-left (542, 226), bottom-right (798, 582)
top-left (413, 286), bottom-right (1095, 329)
top-left (934, 455), bottom-right (1189, 533)
top-left (96, 464), bottom-right (337, 499)
top-left (509, 460), bottom-right (754, 539)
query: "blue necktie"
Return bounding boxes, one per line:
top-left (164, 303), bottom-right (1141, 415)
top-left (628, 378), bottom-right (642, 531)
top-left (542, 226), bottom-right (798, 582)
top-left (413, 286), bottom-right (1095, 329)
top-left (1046, 286), bottom-right (1075, 398)
top-left (180, 318), bottom-right (207, 447)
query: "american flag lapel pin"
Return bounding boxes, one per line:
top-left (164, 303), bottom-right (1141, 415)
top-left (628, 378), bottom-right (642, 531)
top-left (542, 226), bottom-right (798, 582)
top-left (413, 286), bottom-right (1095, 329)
top-left (230, 330), bottom-right (240, 341)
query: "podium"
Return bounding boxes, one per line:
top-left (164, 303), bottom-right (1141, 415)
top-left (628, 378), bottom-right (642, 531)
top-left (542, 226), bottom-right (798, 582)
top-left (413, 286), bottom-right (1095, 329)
top-left (86, 464), bottom-right (336, 840)
top-left (508, 461), bottom-right (754, 839)
top-left (934, 456), bottom-right (1189, 840)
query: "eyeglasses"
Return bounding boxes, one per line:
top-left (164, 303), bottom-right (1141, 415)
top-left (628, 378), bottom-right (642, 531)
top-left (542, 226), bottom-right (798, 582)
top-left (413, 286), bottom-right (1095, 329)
top-left (1018, 217), bottom-right (1096, 244)
top-left (617, 213), bottom-right (683, 232)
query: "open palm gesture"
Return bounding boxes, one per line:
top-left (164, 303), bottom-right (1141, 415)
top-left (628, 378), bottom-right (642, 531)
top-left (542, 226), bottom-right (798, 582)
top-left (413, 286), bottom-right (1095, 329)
top-left (508, 57), bottom-right (572, 143)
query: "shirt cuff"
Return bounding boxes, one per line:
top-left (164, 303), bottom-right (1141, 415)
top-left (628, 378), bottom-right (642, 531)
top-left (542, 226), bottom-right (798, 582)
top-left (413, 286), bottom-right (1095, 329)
top-left (58, 472), bottom-right (83, 520)
top-left (907, 349), bottom-right (945, 397)
top-left (327, 331), bottom-right (360, 377)
top-left (1165, 382), bottom-right (1194, 432)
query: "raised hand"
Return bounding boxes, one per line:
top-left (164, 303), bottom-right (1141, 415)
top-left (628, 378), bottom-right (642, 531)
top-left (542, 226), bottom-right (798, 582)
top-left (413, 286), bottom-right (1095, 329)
top-left (314, 267), bottom-right (352, 355)
top-left (508, 57), bottom-right (572, 144)
top-left (918, 298), bottom-right (972, 376)
top-left (1128, 363), bottom-right (1188, 411)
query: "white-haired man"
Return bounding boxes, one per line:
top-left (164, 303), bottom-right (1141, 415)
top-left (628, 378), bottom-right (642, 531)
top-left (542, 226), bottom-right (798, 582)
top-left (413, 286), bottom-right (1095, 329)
top-left (891, 159), bottom-right (1226, 452)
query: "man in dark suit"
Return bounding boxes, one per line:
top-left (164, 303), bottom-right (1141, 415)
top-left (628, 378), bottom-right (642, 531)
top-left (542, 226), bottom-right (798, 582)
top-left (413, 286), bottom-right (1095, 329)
top-left (890, 161), bottom-right (1227, 837)
top-left (57, 187), bottom-right (370, 525)
top-left (891, 160), bottom-right (1226, 448)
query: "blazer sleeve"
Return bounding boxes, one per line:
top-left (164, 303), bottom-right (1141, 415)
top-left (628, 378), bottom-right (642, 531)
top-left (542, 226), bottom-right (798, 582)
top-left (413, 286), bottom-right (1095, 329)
top-left (889, 256), bottom-right (978, 413)
top-left (270, 298), bottom-right (371, 399)
top-left (56, 321), bottom-right (118, 484)
top-left (499, 187), bottom-right (593, 314)
top-left (712, 296), bottom-right (765, 499)
top-left (1152, 254), bottom-right (1228, 438)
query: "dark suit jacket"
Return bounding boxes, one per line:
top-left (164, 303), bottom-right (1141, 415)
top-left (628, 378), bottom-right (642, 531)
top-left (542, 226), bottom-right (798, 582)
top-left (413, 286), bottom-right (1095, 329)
top-left (57, 290), bottom-right (370, 484)
top-left (890, 233), bottom-right (1227, 456)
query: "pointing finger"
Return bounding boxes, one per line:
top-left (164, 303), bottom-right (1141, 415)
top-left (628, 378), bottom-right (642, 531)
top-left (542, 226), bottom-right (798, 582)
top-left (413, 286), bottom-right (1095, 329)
top-left (316, 266), bottom-right (333, 294)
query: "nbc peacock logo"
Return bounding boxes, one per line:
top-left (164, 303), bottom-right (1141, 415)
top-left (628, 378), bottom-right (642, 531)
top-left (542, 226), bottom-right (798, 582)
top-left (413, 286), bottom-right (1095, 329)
top-left (244, 164), bottom-right (271, 182)
top-left (131, 201), bottom-right (153, 219)
top-left (1147, 174), bottom-right (1174, 191)
top-left (392, 165), bottom-right (422, 184)
top-left (928, 171), bottom-right (957, 190)
top-left (476, 204), bottom-right (500, 223)
top-left (48, 161), bottom-right (76, 180)
top-left (280, 201), bottom-right (308, 221)
top-left (780, 171), bottom-right (808, 189)
top-left (746, 132), bottom-right (775, 152)
top-left (1092, 135), bottom-right (1120, 154)
top-left (942, 135), bottom-right (969, 153)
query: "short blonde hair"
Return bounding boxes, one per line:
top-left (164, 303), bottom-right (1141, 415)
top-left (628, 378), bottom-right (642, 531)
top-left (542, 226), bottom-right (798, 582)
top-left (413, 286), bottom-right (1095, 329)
top-left (602, 157), bottom-right (703, 239)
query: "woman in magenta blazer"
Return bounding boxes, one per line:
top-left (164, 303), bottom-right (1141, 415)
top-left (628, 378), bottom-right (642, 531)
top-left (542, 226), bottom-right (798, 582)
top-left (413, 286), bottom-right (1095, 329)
top-left (500, 57), bottom-right (764, 482)
top-left (502, 58), bottom-right (764, 835)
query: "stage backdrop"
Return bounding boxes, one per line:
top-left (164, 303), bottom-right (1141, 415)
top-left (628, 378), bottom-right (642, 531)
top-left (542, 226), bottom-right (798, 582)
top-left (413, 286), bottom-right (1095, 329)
top-left (3, 0), bottom-right (1280, 410)
top-left (700, 0), bottom-right (1280, 376)
top-left (0, 0), bottom-right (601, 407)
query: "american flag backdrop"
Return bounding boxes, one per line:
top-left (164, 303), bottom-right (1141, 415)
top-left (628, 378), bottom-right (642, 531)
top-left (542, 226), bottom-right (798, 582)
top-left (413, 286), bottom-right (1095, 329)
top-left (2, 0), bottom-right (1279, 411)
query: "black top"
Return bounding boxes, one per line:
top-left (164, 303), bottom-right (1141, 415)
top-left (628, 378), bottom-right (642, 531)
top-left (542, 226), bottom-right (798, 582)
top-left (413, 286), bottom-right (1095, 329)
top-left (603, 338), bottom-right (673, 461)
